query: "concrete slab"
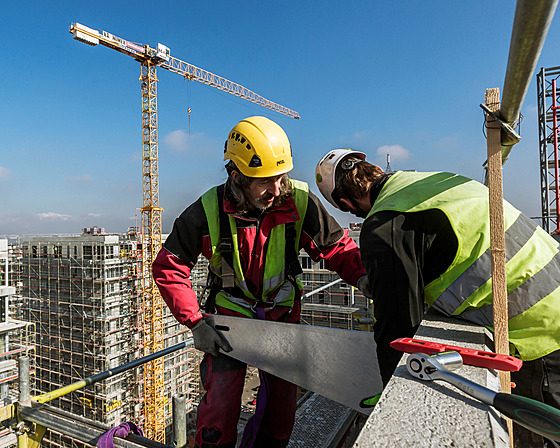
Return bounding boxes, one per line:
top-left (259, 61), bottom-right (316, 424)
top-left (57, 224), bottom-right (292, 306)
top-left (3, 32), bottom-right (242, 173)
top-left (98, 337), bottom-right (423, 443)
top-left (353, 311), bottom-right (509, 448)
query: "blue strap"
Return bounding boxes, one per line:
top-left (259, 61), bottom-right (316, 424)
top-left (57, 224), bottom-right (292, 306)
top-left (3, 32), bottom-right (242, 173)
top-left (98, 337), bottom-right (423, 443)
top-left (97, 422), bottom-right (143, 448)
top-left (240, 308), bottom-right (269, 448)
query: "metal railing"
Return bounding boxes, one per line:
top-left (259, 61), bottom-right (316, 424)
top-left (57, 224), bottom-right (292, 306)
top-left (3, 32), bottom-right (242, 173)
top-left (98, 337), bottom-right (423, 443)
top-left (3, 339), bottom-right (193, 448)
top-left (496, 0), bottom-right (559, 163)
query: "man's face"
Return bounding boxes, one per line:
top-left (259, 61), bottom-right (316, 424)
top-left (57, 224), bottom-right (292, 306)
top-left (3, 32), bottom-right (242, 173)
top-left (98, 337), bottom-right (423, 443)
top-left (337, 195), bottom-right (369, 219)
top-left (245, 174), bottom-right (285, 211)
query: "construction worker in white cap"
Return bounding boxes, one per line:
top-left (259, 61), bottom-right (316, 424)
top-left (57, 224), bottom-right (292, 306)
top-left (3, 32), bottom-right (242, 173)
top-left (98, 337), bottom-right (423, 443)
top-left (315, 148), bottom-right (560, 448)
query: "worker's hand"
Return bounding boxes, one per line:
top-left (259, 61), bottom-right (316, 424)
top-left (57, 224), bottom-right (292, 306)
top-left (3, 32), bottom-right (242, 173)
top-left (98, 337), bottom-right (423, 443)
top-left (357, 275), bottom-right (373, 299)
top-left (191, 318), bottom-right (233, 357)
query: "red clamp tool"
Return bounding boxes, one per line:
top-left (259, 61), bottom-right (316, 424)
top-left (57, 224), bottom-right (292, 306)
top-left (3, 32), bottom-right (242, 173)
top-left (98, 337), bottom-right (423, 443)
top-left (390, 337), bottom-right (522, 372)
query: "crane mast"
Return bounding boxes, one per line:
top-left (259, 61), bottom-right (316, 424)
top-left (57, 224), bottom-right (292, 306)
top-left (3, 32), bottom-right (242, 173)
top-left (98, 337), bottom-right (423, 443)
top-left (69, 22), bottom-right (299, 442)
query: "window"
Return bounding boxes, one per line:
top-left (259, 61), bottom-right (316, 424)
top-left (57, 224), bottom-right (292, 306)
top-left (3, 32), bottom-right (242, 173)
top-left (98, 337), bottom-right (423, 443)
top-left (0, 297), bottom-right (6, 323)
top-left (83, 246), bottom-right (93, 260)
top-left (0, 259), bottom-right (6, 286)
top-left (300, 257), bottom-right (312, 269)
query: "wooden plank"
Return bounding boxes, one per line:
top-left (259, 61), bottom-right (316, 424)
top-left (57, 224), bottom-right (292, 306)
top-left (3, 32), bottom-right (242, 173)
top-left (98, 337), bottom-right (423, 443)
top-left (485, 87), bottom-right (513, 445)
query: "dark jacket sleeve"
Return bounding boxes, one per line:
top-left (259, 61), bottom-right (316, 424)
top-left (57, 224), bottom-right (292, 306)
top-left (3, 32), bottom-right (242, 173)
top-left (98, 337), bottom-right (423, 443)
top-left (163, 198), bottom-right (207, 266)
top-left (360, 209), bottom-right (457, 385)
top-left (152, 198), bottom-right (208, 328)
top-left (300, 191), bottom-right (366, 286)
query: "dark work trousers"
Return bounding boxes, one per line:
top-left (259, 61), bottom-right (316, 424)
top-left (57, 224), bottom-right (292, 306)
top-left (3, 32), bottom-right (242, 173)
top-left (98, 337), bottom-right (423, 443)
top-left (511, 349), bottom-right (560, 448)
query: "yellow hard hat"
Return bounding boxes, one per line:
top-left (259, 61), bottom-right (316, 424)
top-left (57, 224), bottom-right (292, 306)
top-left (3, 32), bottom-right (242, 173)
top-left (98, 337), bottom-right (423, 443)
top-left (224, 116), bottom-right (293, 178)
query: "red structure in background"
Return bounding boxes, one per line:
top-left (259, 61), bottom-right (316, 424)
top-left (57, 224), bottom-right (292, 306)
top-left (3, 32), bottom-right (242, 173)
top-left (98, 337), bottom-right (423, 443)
top-left (537, 67), bottom-right (560, 234)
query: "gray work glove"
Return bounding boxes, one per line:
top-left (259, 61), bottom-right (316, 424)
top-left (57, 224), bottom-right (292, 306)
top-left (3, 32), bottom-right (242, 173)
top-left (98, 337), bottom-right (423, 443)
top-left (191, 318), bottom-right (233, 357)
top-left (357, 275), bottom-right (373, 299)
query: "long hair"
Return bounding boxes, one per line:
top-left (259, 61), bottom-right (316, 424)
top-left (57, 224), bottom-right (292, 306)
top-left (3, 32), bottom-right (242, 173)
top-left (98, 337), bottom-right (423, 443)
top-left (224, 161), bottom-right (292, 213)
top-left (336, 160), bottom-right (384, 200)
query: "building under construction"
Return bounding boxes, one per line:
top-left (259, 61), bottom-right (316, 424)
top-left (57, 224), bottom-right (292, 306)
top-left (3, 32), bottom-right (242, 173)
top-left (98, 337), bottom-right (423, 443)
top-left (299, 226), bottom-right (370, 331)
top-left (0, 240), bottom-right (35, 447)
top-left (14, 228), bottom-right (200, 447)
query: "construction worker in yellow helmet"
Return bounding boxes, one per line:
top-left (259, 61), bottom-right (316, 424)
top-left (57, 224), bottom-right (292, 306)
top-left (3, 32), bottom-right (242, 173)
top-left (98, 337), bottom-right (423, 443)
top-left (154, 117), bottom-right (371, 448)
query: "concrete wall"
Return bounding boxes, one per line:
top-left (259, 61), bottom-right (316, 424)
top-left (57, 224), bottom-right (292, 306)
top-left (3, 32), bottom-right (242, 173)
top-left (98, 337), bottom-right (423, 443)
top-left (354, 311), bottom-right (510, 448)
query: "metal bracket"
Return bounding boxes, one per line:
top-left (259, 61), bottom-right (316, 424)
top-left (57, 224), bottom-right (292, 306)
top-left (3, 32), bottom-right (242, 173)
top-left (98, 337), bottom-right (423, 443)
top-left (15, 420), bottom-right (34, 435)
top-left (480, 103), bottom-right (522, 143)
top-left (0, 403), bottom-right (15, 422)
top-left (14, 420), bottom-right (47, 448)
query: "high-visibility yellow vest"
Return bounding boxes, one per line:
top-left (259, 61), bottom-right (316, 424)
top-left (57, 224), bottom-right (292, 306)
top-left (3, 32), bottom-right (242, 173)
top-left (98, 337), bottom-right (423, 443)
top-left (201, 179), bottom-right (308, 317)
top-left (367, 171), bottom-right (560, 361)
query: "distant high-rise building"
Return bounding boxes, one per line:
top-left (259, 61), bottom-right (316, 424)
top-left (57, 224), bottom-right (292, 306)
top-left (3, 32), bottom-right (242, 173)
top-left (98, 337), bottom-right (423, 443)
top-left (16, 229), bottom-right (199, 447)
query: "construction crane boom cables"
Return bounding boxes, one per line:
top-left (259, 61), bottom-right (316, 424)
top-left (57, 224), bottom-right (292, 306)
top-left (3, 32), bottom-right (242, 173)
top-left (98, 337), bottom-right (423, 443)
top-left (69, 22), bottom-right (299, 442)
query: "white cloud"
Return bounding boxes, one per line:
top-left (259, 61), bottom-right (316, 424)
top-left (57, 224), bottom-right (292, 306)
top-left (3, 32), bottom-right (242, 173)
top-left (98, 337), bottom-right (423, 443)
top-left (0, 166), bottom-right (11, 180)
top-left (353, 131), bottom-right (369, 140)
top-left (376, 144), bottom-right (410, 162)
top-left (88, 213), bottom-right (101, 218)
top-left (36, 212), bottom-right (72, 221)
top-left (66, 174), bottom-right (94, 183)
top-left (164, 130), bottom-right (189, 152)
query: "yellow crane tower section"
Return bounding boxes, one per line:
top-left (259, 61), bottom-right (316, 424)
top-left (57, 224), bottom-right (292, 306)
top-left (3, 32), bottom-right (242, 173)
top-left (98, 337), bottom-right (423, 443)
top-left (69, 22), bottom-right (300, 443)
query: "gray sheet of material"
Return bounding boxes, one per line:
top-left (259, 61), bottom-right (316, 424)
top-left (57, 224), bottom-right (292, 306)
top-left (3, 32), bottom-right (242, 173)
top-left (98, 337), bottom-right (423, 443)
top-left (288, 394), bottom-right (356, 448)
top-left (209, 314), bottom-right (383, 414)
top-left (500, 0), bottom-right (559, 162)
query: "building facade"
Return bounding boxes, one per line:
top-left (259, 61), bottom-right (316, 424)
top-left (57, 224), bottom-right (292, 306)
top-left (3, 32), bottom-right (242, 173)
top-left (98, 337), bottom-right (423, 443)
top-left (16, 229), bottom-right (197, 447)
top-left (0, 239), bottom-right (35, 447)
top-left (299, 226), bottom-right (371, 330)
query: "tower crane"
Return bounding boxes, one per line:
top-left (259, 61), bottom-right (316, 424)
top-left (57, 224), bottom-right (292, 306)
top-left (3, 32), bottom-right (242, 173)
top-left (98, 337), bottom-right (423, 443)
top-left (69, 22), bottom-right (300, 442)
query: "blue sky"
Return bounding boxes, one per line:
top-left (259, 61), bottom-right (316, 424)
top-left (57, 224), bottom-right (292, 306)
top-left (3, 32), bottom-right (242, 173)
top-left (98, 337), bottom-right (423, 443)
top-left (2, 1), bottom-right (559, 236)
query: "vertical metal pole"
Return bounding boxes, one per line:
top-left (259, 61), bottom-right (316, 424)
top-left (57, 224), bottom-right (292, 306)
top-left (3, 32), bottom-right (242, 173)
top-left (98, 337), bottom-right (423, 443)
top-left (537, 67), bottom-right (550, 232)
top-left (18, 356), bottom-right (30, 404)
top-left (18, 356), bottom-right (30, 448)
top-left (552, 79), bottom-right (560, 234)
top-left (172, 394), bottom-right (187, 448)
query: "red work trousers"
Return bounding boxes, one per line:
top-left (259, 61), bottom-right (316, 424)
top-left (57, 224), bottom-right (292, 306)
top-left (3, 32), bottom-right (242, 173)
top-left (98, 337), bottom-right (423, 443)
top-left (195, 304), bottom-right (300, 448)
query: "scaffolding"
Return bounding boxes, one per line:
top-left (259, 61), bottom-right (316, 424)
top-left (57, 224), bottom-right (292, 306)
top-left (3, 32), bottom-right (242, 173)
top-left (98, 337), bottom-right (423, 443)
top-left (537, 66), bottom-right (560, 233)
top-left (0, 239), bottom-right (35, 447)
top-left (298, 252), bottom-right (368, 331)
top-left (15, 230), bottom-right (198, 447)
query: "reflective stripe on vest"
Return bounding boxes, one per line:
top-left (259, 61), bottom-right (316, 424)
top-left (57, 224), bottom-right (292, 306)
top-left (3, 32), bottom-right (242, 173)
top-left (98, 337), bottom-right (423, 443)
top-left (368, 171), bottom-right (560, 360)
top-left (432, 213), bottom-right (538, 320)
top-left (201, 179), bottom-right (308, 317)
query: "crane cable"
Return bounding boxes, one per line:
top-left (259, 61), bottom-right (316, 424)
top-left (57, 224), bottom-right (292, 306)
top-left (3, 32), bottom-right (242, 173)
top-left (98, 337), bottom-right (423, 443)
top-left (186, 78), bottom-right (192, 138)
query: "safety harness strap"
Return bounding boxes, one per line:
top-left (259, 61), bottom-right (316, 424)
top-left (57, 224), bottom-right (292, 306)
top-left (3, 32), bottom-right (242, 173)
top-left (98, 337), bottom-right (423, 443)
top-left (217, 185), bottom-right (236, 289)
top-left (285, 221), bottom-right (302, 278)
